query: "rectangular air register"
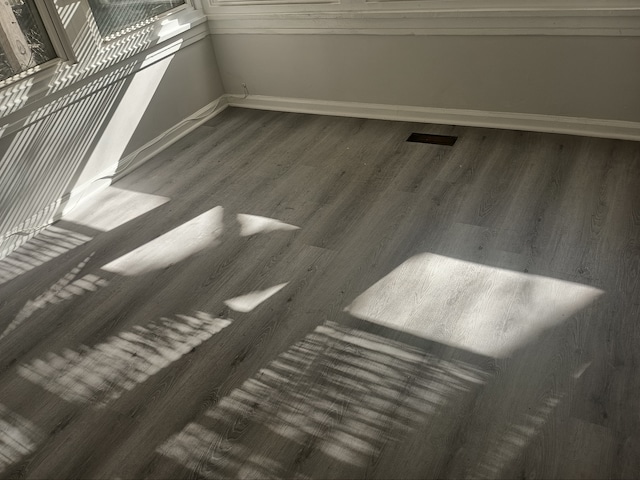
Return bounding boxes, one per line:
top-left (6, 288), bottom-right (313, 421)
top-left (407, 133), bottom-right (457, 146)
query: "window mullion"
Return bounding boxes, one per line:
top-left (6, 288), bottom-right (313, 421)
top-left (0, 1), bottom-right (36, 73)
top-left (35, 0), bottom-right (76, 64)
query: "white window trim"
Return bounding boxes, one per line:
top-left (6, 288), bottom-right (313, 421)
top-left (95, 2), bottom-right (191, 43)
top-left (0, 0), bottom-right (73, 88)
top-left (36, 0), bottom-right (76, 63)
top-left (1, 1), bottom-right (207, 127)
top-left (205, 0), bottom-right (640, 36)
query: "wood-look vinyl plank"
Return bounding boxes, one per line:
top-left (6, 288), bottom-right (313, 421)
top-left (300, 182), bottom-right (401, 251)
top-left (489, 135), bottom-right (578, 257)
top-left (537, 139), bottom-right (625, 279)
top-left (453, 130), bottom-right (534, 230)
top-left (84, 245), bottom-right (336, 477)
top-left (122, 109), bottom-right (261, 195)
top-left (532, 416), bottom-right (616, 480)
top-left (386, 145), bottom-right (452, 194)
top-left (433, 127), bottom-right (504, 186)
top-left (0, 108), bottom-right (639, 479)
top-left (572, 298), bottom-right (640, 437)
top-left (616, 433), bottom-right (640, 479)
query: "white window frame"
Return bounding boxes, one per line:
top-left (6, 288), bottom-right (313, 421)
top-left (0, 0), bottom-right (74, 87)
top-left (1, 0), bottom-right (207, 131)
top-left (86, 0), bottom-right (192, 43)
top-left (35, 0), bottom-right (76, 62)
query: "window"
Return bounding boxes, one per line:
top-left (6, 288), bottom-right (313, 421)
top-left (87, 0), bottom-right (187, 38)
top-left (0, 0), bottom-right (56, 82)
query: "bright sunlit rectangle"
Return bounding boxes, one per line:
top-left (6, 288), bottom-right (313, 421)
top-left (102, 207), bottom-right (223, 276)
top-left (63, 187), bottom-right (170, 231)
top-left (345, 253), bottom-right (603, 358)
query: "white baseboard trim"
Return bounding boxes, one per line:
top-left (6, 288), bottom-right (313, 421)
top-left (112, 96), bottom-right (229, 182)
top-left (0, 96), bottom-right (229, 260)
top-left (225, 94), bottom-right (640, 142)
top-left (65, 96), bottom-right (229, 213)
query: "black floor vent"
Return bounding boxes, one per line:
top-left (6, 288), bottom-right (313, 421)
top-left (407, 133), bottom-right (458, 146)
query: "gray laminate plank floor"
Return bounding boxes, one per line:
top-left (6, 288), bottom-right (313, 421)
top-left (1, 107), bottom-right (639, 479)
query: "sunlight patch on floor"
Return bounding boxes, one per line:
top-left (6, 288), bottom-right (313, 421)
top-left (0, 403), bottom-right (43, 475)
top-left (18, 312), bottom-right (231, 406)
top-left (0, 254), bottom-right (107, 341)
top-left (157, 320), bottom-right (490, 477)
top-left (345, 253), bottom-right (603, 358)
top-left (0, 225), bottom-right (93, 286)
top-left (224, 283), bottom-right (289, 313)
top-left (62, 187), bottom-right (170, 232)
top-left (158, 423), bottom-right (289, 480)
top-left (236, 214), bottom-right (300, 237)
top-left (102, 207), bottom-right (224, 276)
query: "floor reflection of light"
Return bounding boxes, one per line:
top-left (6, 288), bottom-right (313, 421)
top-left (346, 253), bottom-right (604, 358)
top-left (102, 207), bottom-right (224, 276)
top-left (62, 187), bottom-right (169, 231)
top-left (158, 321), bottom-right (490, 477)
top-left (224, 283), bottom-right (289, 313)
top-left (0, 403), bottom-right (43, 475)
top-left (236, 214), bottom-right (300, 237)
top-left (0, 255), bottom-right (107, 341)
top-left (0, 225), bottom-right (93, 286)
top-left (18, 312), bottom-right (231, 406)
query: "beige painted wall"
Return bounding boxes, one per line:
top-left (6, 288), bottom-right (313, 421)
top-left (212, 34), bottom-right (640, 123)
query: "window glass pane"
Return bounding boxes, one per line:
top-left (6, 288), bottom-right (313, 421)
top-left (0, 0), bottom-right (56, 82)
top-left (87, 0), bottom-right (186, 38)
